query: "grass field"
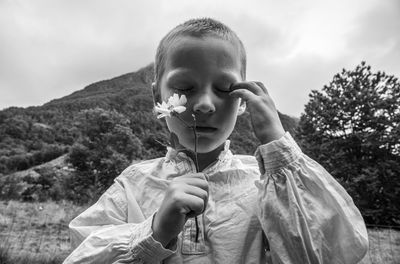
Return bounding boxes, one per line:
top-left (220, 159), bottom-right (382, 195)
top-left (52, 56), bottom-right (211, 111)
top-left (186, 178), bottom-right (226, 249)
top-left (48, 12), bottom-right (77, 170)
top-left (0, 200), bottom-right (399, 263)
top-left (0, 200), bottom-right (87, 263)
top-left (361, 227), bottom-right (400, 264)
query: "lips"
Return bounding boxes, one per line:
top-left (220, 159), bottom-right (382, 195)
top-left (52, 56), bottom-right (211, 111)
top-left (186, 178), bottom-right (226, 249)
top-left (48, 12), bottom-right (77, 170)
top-left (195, 126), bottom-right (217, 133)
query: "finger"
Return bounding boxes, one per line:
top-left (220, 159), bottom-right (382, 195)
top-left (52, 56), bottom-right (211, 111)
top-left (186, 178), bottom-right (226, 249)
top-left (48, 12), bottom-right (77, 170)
top-left (183, 185), bottom-right (208, 203)
top-left (173, 178), bottom-right (209, 192)
top-left (180, 193), bottom-right (206, 216)
top-left (230, 81), bottom-right (264, 96)
top-left (229, 89), bottom-right (258, 102)
top-left (180, 183), bottom-right (208, 214)
top-left (254, 81), bottom-right (269, 95)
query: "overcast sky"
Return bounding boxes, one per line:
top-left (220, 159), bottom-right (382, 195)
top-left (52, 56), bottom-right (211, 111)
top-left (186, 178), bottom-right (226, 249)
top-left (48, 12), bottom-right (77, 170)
top-left (0, 0), bottom-right (399, 116)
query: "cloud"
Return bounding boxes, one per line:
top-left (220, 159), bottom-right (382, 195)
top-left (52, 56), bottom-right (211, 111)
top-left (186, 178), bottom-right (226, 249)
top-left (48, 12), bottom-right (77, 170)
top-left (0, 0), bottom-right (160, 108)
top-left (346, 0), bottom-right (400, 74)
top-left (0, 0), bottom-right (399, 117)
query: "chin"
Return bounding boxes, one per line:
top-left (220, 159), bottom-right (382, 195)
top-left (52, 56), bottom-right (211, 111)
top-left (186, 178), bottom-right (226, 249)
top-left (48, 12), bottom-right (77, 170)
top-left (181, 138), bottom-right (225, 154)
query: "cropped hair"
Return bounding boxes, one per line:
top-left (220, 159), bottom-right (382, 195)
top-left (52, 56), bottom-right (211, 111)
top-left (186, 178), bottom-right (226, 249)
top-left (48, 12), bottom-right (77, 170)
top-left (154, 18), bottom-right (247, 84)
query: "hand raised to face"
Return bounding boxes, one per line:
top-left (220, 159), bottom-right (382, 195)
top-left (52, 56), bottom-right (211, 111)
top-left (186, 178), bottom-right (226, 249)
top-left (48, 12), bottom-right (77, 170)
top-left (229, 81), bottom-right (285, 144)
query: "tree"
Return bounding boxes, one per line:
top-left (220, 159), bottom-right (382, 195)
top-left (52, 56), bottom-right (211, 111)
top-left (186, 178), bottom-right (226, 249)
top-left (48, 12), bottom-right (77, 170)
top-left (68, 108), bottom-right (143, 202)
top-left (296, 62), bottom-right (400, 225)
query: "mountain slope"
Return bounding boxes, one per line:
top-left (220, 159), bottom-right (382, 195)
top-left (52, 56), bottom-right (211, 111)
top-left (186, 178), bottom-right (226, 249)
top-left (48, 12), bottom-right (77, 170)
top-left (44, 64), bottom-right (154, 108)
top-left (0, 63), bottom-right (299, 175)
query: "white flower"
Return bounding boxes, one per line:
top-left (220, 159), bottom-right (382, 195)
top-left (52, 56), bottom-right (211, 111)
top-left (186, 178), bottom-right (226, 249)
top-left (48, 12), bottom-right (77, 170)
top-left (154, 93), bottom-right (187, 119)
top-left (168, 93), bottom-right (187, 106)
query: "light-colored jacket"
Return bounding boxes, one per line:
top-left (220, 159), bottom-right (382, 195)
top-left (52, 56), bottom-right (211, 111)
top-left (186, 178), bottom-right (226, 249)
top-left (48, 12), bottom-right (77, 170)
top-left (64, 133), bottom-right (368, 263)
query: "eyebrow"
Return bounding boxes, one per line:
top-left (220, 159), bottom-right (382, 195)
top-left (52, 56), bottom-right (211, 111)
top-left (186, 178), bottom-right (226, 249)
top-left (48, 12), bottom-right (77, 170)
top-left (165, 69), bottom-right (192, 81)
top-left (217, 71), bottom-right (238, 83)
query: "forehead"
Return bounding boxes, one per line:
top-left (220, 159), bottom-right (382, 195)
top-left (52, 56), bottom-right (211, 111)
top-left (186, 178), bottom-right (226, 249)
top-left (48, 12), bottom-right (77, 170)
top-left (163, 36), bottom-right (241, 78)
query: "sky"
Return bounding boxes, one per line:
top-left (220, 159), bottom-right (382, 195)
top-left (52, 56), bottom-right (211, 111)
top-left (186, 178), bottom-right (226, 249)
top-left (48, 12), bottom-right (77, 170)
top-left (0, 0), bottom-right (399, 117)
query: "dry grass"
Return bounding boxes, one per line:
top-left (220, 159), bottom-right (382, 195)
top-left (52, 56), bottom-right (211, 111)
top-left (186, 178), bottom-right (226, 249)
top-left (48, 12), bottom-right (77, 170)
top-left (0, 200), bottom-right (87, 263)
top-left (0, 200), bottom-right (399, 263)
top-left (360, 227), bottom-right (400, 264)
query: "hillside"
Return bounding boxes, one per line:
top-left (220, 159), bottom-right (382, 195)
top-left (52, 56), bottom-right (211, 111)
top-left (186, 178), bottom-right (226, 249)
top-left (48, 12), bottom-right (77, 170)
top-left (0, 63), bottom-right (299, 177)
top-left (44, 64), bottom-right (154, 109)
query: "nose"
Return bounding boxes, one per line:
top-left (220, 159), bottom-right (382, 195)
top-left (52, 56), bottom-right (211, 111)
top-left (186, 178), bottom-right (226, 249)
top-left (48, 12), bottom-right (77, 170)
top-left (192, 91), bottom-right (216, 114)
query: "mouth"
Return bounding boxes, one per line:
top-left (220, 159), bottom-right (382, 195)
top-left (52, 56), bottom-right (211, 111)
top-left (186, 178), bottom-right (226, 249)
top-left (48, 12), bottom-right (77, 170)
top-left (194, 126), bottom-right (218, 133)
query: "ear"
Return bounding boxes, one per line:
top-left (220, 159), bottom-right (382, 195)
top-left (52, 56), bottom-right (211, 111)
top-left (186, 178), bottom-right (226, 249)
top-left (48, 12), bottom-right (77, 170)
top-left (151, 82), bottom-right (161, 105)
top-left (237, 99), bottom-right (246, 116)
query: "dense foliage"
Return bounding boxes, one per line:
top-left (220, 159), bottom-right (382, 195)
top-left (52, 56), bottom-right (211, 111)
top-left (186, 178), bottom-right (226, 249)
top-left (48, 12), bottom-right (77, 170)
top-left (296, 62), bottom-right (400, 225)
top-left (67, 108), bottom-right (143, 202)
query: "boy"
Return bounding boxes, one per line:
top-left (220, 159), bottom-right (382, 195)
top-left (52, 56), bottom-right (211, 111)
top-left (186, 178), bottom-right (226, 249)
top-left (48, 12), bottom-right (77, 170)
top-left (64, 18), bottom-right (368, 263)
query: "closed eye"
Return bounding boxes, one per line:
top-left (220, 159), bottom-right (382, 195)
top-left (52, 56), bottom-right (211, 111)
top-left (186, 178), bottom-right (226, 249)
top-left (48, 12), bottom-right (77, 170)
top-left (215, 85), bottom-right (231, 93)
top-left (172, 85), bottom-right (194, 92)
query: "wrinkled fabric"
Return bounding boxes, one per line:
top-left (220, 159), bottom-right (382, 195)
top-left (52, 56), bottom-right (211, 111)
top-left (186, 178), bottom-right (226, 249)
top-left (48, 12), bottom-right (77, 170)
top-left (64, 133), bottom-right (368, 264)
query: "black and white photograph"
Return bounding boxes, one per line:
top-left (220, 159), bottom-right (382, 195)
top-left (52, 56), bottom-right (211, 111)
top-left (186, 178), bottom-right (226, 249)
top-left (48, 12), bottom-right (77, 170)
top-left (0, 0), bottom-right (399, 263)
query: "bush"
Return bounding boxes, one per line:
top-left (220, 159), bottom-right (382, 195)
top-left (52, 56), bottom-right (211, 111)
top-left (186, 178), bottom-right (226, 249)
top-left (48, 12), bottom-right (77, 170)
top-left (66, 108), bottom-right (143, 202)
top-left (0, 176), bottom-right (25, 200)
top-left (0, 145), bottom-right (68, 174)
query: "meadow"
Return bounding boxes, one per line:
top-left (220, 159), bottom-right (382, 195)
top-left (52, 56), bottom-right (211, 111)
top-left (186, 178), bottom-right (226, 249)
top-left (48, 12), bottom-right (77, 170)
top-left (0, 200), bottom-right (399, 263)
top-left (0, 200), bottom-right (87, 263)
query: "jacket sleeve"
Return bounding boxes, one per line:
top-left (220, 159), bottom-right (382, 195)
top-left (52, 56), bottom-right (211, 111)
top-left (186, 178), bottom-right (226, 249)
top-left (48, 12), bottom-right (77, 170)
top-left (254, 132), bottom-right (369, 264)
top-left (63, 180), bottom-right (176, 264)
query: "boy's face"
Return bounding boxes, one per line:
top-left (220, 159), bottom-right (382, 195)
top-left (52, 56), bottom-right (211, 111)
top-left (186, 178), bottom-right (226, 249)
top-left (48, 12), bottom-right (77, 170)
top-left (155, 36), bottom-right (243, 153)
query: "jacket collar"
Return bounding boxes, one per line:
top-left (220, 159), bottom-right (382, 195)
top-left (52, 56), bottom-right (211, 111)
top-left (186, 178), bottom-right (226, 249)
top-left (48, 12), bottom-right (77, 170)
top-left (164, 140), bottom-right (233, 174)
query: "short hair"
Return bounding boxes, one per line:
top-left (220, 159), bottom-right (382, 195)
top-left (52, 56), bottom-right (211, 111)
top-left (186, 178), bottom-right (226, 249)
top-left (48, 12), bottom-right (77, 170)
top-left (154, 18), bottom-right (247, 84)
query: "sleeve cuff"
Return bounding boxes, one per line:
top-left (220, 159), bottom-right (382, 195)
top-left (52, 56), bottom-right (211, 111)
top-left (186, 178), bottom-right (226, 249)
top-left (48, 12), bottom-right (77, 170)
top-left (130, 213), bottom-right (176, 263)
top-left (254, 132), bottom-right (302, 175)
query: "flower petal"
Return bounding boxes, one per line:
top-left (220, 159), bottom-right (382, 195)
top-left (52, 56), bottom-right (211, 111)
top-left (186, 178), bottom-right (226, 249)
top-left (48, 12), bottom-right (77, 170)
top-left (168, 93), bottom-right (187, 107)
top-left (173, 106), bottom-right (186, 114)
top-left (159, 101), bottom-right (169, 109)
top-left (168, 94), bottom-right (178, 106)
top-left (154, 105), bottom-right (163, 112)
top-left (179, 94), bottom-right (187, 105)
top-left (154, 94), bottom-right (187, 119)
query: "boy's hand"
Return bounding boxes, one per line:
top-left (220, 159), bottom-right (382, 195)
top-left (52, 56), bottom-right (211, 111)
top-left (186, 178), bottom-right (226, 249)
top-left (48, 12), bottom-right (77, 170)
top-left (152, 173), bottom-right (208, 247)
top-left (230, 81), bottom-right (285, 144)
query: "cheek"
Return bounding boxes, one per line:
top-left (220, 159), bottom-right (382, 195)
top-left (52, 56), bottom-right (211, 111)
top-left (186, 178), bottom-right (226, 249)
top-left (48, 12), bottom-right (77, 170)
top-left (221, 98), bottom-right (240, 115)
top-left (165, 117), bottom-right (186, 134)
top-left (159, 82), bottom-right (179, 101)
top-left (160, 89), bottom-right (174, 102)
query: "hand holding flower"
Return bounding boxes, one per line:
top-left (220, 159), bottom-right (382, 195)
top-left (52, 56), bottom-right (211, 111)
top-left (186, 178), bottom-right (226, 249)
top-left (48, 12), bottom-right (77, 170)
top-left (152, 172), bottom-right (208, 247)
top-left (153, 93), bottom-right (206, 243)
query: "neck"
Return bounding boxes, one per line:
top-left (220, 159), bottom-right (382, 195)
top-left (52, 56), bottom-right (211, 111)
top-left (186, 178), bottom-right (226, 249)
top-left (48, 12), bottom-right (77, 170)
top-left (183, 144), bottom-right (225, 172)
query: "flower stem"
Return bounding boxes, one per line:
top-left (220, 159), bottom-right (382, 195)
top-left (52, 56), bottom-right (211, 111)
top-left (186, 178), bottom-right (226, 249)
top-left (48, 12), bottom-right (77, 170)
top-left (173, 113), bottom-right (200, 242)
top-left (191, 114), bottom-right (200, 242)
top-left (191, 114), bottom-right (200, 173)
top-left (174, 114), bottom-right (192, 129)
